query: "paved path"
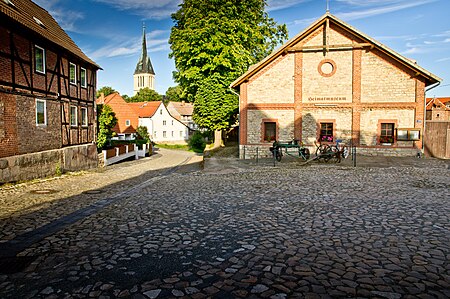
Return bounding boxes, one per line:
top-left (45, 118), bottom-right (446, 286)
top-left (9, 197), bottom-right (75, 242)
top-left (0, 153), bottom-right (449, 298)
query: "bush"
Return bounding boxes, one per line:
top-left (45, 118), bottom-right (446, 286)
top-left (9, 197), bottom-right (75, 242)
top-left (188, 131), bottom-right (206, 153)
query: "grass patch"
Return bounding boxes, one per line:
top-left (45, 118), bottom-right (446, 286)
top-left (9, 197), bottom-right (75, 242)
top-left (156, 144), bottom-right (191, 151)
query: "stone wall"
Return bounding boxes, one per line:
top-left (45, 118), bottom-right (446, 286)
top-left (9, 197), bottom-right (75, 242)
top-left (0, 144), bottom-right (98, 183)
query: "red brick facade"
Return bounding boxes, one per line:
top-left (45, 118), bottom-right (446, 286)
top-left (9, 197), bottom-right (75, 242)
top-left (0, 4), bottom-right (99, 158)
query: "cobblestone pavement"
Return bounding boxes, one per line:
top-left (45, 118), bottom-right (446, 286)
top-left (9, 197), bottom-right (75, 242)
top-left (0, 153), bottom-right (449, 298)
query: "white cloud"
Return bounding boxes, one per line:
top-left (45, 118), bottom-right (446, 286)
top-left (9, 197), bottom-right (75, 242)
top-left (267, 0), bottom-right (312, 12)
top-left (34, 0), bottom-right (84, 32)
top-left (93, 0), bottom-right (181, 19)
top-left (334, 0), bottom-right (436, 21)
top-left (436, 57), bottom-right (450, 62)
top-left (89, 31), bottom-right (169, 60)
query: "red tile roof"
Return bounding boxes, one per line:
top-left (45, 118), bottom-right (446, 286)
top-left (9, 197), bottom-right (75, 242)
top-left (129, 101), bottom-right (162, 118)
top-left (0, 0), bottom-right (100, 68)
top-left (426, 97), bottom-right (450, 110)
top-left (96, 93), bottom-right (139, 134)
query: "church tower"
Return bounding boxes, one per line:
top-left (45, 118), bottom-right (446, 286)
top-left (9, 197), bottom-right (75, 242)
top-left (133, 24), bottom-right (155, 95)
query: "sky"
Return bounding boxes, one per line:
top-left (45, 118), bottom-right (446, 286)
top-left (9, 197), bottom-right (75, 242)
top-left (34, 0), bottom-right (450, 98)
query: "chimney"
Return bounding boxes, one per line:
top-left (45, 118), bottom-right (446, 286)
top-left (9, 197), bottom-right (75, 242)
top-left (100, 92), bottom-right (105, 104)
top-left (181, 100), bottom-right (185, 106)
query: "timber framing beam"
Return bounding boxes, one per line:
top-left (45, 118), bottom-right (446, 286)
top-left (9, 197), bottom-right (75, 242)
top-left (288, 43), bottom-right (373, 53)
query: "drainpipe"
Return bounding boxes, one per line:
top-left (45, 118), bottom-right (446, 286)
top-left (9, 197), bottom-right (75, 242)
top-left (423, 81), bottom-right (441, 154)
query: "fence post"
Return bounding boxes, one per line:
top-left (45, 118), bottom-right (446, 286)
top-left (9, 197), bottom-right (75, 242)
top-left (243, 146), bottom-right (246, 160)
top-left (135, 144), bottom-right (138, 160)
top-left (256, 147), bottom-right (259, 163)
top-left (352, 146), bottom-right (356, 167)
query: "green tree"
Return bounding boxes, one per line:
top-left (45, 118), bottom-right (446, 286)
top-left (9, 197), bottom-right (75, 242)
top-left (127, 87), bottom-right (162, 102)
top-left (169, 0), bottom-right (287, 135)
top-left (97, 104), bottom-right (118, 149)
top-left (165, 85), bottom-right (184, 102)
top-left (193, 77), bottom-right (237, 131)
top-left (136, 126), bottom-right (150, 143)
top-left (96, 86), bottom-right (116, 98)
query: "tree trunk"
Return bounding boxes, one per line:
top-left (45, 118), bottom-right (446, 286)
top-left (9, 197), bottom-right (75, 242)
top-left (213, 130), bottom-right (224, 149)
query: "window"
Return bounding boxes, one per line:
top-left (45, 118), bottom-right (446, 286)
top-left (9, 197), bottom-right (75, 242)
top-left (70, 106), bottom-right (77, 126)
top-left (160, 109), bottom-right (163, 115)
top-left (180, 131), bottom-right (183, 137)
top-left (125, 120), bottom-right (130, 126)
top-left (163, 131), bottom-right (167, 138)
top-left (36, 99), bottom-right (46, 125)
top-left (154, 131), bottom-right (157, 137)
top-left (380, 123), bottom-right (395, 144)
top-left (319, 123), bottom-right (333, 142)
top-left (264, 122), bottom-right (276, 142)
top-left (81, 107), bottom-right (88, 127)
top-left (172, 120), bottom-right (174, 125)
top-left (80, 68), bottom-right (87, 88)
top-left (70, 62), bottom-right (76, 84)
top-left (163, 120), bottom-right (166, 126)
top-left (171, 131), bottom-right (174, 137)
top-left (35, 45), bottom-right (45, 73)
top-left (396, 128), bottom-right (420, 141)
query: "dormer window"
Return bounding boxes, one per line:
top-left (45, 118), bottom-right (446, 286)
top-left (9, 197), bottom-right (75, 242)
top-left (3, 0), bottom-right (15, 7)
top-left (33, 16), bottom-right (45, 28)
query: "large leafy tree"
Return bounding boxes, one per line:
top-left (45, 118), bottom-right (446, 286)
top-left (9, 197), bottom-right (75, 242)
top-left (127, 87), bottom-right (163, 102)
top-left (169, 0), bottom-right (287, 132)
top-left (165, 85), bottom-right (184, 102)
top-left (96, 86), bottom-right (116, 98)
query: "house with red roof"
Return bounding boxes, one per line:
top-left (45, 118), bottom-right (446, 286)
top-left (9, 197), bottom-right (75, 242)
top-left (97, 93), bottom-right (192, 144)
top-left (426, 97), bottom-right (450, 121)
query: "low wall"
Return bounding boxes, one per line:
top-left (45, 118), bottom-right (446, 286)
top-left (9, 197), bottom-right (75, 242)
top-left (0, 144), bottom-right (98, 183)
top-left (238, 145), bottom-right (420, 159)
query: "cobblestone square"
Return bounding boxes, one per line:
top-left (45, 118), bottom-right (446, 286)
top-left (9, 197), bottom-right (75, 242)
top-left (0, 150), bottom-right (449, 298)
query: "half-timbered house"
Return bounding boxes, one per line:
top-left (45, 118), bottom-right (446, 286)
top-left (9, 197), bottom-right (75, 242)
top-left (0, 0), bottom-right (100, 159)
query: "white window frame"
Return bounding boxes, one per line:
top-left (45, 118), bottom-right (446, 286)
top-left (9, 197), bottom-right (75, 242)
top-left (70, 106), bottom-right (78, 126)
top-left (163, 120), bottom-right (166, 126)
top-left (35, 99), bottom-right (47, 126)
top-left (35, 45), bottom-right (45, 74)
top-left (80, 67), bottom-right (87, 88)
top-left (81, 107), bottom-right (88, 127)
top-left (125, 120), bottom-right (130, 126)
top-left (69, 62), bottom-right (76, 85)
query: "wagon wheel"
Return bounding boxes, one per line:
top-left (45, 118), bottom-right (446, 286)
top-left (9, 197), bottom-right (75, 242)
top-left (329, 150), bottom-right (341, 163)
top-left (274, 147), bottom-right (282, 162)
top-left (299, 148), bottom-right (310, 160)
top-left (315, 144), bottom-right (328, 162)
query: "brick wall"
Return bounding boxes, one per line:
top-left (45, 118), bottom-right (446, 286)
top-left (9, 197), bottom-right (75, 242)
top-left (0, 92), bottom-right (18, 158)
top-left (16, 95), bottom-right (61, 154)
top-left (247, 54), bottom-right (294, 104)
top-left (361, 50), bottom-right (416, 103)
top-left (247, 110), bottom-right (295, 144)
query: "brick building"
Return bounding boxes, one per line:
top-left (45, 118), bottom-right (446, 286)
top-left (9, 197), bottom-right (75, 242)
top-left (426, 97), bottom-right (450, 121)
top-left (231, 13), bottom-right (441, 158)
top-left (0, 0), bottom-right (100, 159)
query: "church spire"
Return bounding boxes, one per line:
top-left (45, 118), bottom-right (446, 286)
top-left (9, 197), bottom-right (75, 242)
top-left (134, 22), bottom-right (155, 75)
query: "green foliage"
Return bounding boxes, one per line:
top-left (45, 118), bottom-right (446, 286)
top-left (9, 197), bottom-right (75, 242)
top-left (96, 86), bottom-right (116, 98)
top-left (97, 104), bottom-right (118, 149)
top-left (55, 162), bottom-right (62, 176)
top-left (165, 85), bottom-right (184, 102)
top-left (188, 131), bottom-right (206, 153)
top-left (169, 0), bottom-right (287, 130)
top-left (127, 87), bottom-right (162, 102)
top-left (136, 126), bottom-right (150, 143)
top-left (193, 77), bottom-right (238, 131)
top-left (122, 94), bottom-right (131, 102)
